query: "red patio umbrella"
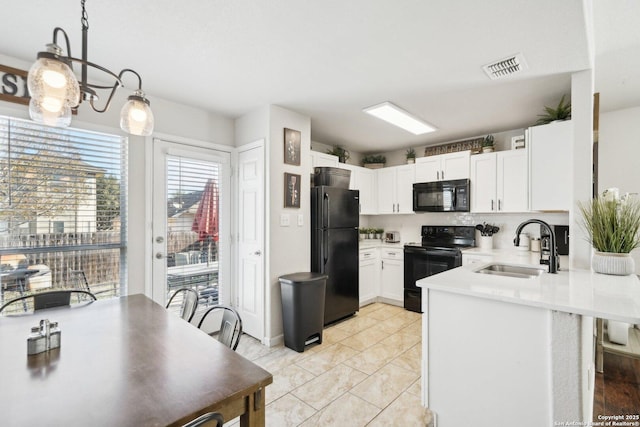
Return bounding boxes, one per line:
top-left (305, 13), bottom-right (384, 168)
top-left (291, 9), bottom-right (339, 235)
top-left (192, 179), bottom-right (219, 263)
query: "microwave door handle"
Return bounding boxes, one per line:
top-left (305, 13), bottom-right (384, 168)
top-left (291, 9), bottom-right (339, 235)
top-left (452, 187), bottom-right (457, 210)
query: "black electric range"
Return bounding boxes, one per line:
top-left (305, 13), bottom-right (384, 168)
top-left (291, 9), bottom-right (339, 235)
top-left (403, 225), bottom-right (476, 313)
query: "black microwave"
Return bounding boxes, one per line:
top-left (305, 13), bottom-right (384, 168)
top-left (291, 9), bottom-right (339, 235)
top-left (413, 179), bottom-right (470, 212)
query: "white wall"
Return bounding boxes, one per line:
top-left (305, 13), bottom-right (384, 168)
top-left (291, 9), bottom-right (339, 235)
top-left (380, 128), bottom-right (527, 168)
top-left (236, 105), bottom-right (312, 344)
top-left (266, 106), bottom-right (312, 344)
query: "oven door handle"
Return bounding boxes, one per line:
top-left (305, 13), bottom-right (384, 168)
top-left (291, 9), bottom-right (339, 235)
top-left (404, 247), bottom-right (460, 257)
top-left (424, 249), bottom-right (460, 257)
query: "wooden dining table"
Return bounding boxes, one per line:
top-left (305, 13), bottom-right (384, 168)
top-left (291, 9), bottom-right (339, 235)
top-left (0, 294), bottom-right (272, 426)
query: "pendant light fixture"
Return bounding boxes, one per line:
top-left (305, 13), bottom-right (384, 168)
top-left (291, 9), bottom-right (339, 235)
top-left (27, 0), bottom-right (154, 136)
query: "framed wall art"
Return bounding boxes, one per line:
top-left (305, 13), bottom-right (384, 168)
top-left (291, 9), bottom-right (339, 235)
top-left (284, 173), bottom-right (301, 208)
top-left (284, 128), bottom-right (301, 166)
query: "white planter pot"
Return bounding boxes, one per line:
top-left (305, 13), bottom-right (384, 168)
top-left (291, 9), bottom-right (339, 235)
top-left (592, 251), bottom-right (635, 276)
top-left (608, 320), bottom-right (630, 345)
top-left (478, 236), bottom-right (494, 250)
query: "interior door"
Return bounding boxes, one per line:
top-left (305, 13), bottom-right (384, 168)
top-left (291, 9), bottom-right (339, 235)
top-left (236, 142), bottom-right (265, 341)
top-left (151, 139), bottom-right (231, 315)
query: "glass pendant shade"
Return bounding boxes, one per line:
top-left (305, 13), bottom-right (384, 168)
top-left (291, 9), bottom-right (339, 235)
top-left (29, 98), bottom-right (72, 127)
top-left (120, 92), bottom-right (154, 136)
top-left (27, 55), bottom-right (80, 112)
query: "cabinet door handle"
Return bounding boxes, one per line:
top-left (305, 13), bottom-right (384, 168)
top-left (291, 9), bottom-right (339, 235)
top-left (437, 171), bottom-right (440, 180)
top-left (498, 199), bottom-right (502, 211)
top-left (381, 260), bottom-right (384, 269)
top-left (491, 199), bottom-right (494, 211)
top-left (441, 170), bottom-right (445, 180)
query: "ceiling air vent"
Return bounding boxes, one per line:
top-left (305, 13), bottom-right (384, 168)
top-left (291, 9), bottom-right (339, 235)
top-left (483, 53), bottom-right (528, 80)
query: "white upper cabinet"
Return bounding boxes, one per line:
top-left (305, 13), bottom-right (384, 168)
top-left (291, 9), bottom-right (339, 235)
top-left (415, 151), bottom-right (470, 182)
top-left (470, 153), bottom-right (497, 213)
top-left (310, 151), bottom-right (339, 169)
top-left (338, 164), bottom-right (377, 215)
top-left (470, 150), bottom-right (528, 213)
top-left (497, 149), bottom-right (529, 212)
top-left (527, 121), bottom-right (572, 211)
top-left (377, 164), bottom-right (415, 214)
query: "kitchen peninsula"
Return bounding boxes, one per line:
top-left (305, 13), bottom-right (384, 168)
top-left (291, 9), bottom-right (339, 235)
top-left (417, 262), bottom-right (640, 427)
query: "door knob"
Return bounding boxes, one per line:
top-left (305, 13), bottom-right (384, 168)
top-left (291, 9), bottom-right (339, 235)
top-left (155, 252), bottom-right (164, 259)
top-left (155, 236), bottom-right (164, 243)
top-left (253, 250), bottom-right (262, 256)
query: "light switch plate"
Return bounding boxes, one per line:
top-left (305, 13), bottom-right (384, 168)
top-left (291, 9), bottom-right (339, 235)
top-left (297, 214), bottom-right (304, 226)
top-left (280, 213), bottom-right (290, 227)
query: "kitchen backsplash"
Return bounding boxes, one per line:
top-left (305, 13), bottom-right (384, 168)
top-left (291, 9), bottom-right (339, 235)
top-left (361, 212), bottom-right (569, 249)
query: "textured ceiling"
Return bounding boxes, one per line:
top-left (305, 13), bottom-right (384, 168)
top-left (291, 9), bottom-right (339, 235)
top-left (0, 0), bottom-right (638, 153)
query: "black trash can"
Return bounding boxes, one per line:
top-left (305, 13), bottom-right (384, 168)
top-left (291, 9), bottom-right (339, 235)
top-left (279, 272), bottom-right (328, 352)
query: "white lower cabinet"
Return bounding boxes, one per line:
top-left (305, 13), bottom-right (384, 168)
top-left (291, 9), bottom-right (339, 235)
top-left (359, 246), bottom-right (404, 305)
top-left (380, 248), bottom-right (403, 302)
top-left (359, 248), bottom-right (380, 305)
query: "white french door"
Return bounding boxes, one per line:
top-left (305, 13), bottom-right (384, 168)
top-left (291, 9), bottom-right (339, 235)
top-left (151, 139), bottom-right (231, 315)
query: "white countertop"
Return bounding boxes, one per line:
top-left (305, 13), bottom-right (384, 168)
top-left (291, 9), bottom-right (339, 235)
top-left (417, 259), bottom-right (640, 323)
top-left (359, 240), bottom-right (404, 250)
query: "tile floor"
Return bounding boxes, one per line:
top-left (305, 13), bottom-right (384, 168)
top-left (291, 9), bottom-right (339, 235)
top-left (228, 302), bottom-right (434, 426)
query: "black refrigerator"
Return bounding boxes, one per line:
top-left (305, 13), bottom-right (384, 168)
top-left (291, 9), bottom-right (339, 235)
top-left (311, 186), bottom-right (359, 325)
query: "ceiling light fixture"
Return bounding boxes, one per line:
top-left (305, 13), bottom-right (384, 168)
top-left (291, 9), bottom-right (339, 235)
top-left (27, 0), bottom-right (154, 136)
top-left (363, 102), bottom-right (436, 135)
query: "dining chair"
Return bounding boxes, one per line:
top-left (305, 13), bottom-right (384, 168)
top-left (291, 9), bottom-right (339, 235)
top-left (166, 288), bottom-right (199, 322)
top-left (181, 412), bottom-right (224, 427)
top-left (197, 305), bottom-right (243, 351)
top-left (0, 289), bottom-right (97, 315)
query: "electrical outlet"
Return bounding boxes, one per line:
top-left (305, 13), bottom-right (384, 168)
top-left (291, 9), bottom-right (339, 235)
top-left (280, 214), bottom-right (290, 227)
top-left (297, 214), bottom-right (304, 226)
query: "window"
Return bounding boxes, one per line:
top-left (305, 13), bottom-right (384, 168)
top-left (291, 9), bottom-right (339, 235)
top-left (165, 155), bottom-right (221, 308)
top-left (0, 116), bottom-right (127, 305)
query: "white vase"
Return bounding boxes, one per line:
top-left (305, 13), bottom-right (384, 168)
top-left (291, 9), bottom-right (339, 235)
top-left (592, 251), bottom-right (635, 275)
top-left (478, 236), bottom-right (493, 250)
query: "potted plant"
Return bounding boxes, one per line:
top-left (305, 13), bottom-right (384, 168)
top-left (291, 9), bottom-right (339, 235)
top-left (326, 145), bottom-right (350, 163)
top-left (375, 228), bottom-right (384, 240)
top-left (481, 135), bottom-right (495, 153)
top-left (475, 222), bottom-right (500, 249)
top-left (362, 154), bottom-right (386, 169)
top-left (367, 228), bottom-right (376, 239)
top-left (535, 94), bottom-right (572, 125)
top-left (405, 148), bottom-right (416, 164)
top-left (359, 228), bottom-right (368, 240)
top-left (578, 188), bottom-right (640, 275)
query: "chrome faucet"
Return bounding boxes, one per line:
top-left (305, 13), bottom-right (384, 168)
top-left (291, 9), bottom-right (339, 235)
top-left (514, 219), bottom-right (559, 273)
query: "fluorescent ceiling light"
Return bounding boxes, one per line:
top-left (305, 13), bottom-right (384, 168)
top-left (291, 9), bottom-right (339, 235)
top-left (363, 102), bottom-right (436, 135)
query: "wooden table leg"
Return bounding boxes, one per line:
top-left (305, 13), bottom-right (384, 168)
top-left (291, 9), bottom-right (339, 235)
top-left (240, 387), bottom-right (265, 427)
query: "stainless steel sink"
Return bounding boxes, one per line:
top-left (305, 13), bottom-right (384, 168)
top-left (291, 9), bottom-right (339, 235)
top-left (475, 263), bottom-right (546, 279)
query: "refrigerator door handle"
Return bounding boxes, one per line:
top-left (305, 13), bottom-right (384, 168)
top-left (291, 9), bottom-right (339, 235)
top-left (323, 192), bottom-right (330, 229)
top-left (323, 230), bottom-right (329, 266)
